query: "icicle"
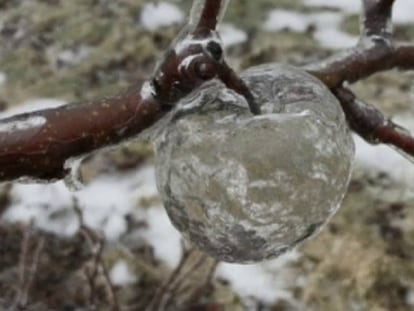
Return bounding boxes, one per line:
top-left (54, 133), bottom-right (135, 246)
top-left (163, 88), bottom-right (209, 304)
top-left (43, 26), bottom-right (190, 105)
top-left (63, 156), bottom-right (85, 191)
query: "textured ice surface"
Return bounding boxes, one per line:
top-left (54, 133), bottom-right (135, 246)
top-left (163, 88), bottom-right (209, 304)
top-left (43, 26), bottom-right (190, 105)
top-left (154, 64), bottom-right (355, 263)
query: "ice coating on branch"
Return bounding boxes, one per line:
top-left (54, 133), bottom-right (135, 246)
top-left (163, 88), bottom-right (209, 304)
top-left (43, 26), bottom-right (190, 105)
top-left (163, 0), bottom-right (228, 55)
top-left (154, 64), bottom-right (354, 263)
top-left (0, 115), bottom-right (46, 133)
top-left (63, 156), bottom-right (85, 191)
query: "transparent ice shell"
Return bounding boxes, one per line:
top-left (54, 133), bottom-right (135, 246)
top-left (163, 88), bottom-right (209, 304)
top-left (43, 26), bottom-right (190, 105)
top-left (154, 64), bottom-right (355, 263)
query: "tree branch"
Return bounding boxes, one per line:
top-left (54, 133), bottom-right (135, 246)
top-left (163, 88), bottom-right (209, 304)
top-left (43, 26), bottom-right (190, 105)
top-left (362, 0), bottom-right (395, 38)
top-left (305, 43), bottom-right (393, 87)
top-left (196, 0), bottom-right (228, 30)
top-left (305, 0), bottom-right (413, 87)
top-left (394, 43), bottom-right (414, 69)
top-left (333, 87), bottom-right (414, 160)
top-left (0, 89), bottom-right (164, 182)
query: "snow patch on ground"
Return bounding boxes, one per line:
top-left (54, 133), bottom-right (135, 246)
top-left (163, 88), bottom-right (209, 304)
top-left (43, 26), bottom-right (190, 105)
top-left (3, 166), bottom-right (157, 240)
top-left (217, 250), bottom-right (300, 305)
top-left (2, 159), bottom-right (183, 268)
top-left (263, 10), bottom-right (358, 49)
top-left (263, 10), bottom-right (311, 33)
top-left (3, 181), bottom-right (76, 235)
top-left (140, 2), bottom-right (184, 31)
top-left (141, 206), bottom-right (182, 268)
top-left (265, 0), bottom-right (414, 50)
top-left (354, 135), bottom-right (414, 181)
top-left (110, 260), bottom-right (137, 286)
top-left (304, 0), bottom-right (414, 24)
top-left (303, 0), bottom-right (361, 13)
top-left (218, 23), bottom-right (248, 48)
top-left (57, 46), bottom-right (92, 67)
top-left (311, 12), bottom-right (358, 49)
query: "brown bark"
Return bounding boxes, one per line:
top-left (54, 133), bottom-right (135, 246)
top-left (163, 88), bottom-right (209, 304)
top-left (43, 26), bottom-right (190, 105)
top-left (196, 0), bottom-right (225, 30)
top-left (0, 89), bottom-right (164, 181)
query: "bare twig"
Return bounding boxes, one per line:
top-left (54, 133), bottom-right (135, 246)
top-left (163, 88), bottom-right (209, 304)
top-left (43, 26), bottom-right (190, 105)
top-left (74, 206), bottom-right (120, 311)
top-left (12, 222), bottom-right (45, 310)
top-left (394, 43), bottom-right (414, 69)
top-left (146, 247), bottom-right (218, 311)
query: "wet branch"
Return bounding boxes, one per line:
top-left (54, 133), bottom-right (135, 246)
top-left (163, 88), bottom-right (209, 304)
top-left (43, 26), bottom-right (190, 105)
top-left (362, 0), bottom-right (395, 38)
top-left (0, 90), bottom-right (164, 182)
top-left (196, 0), bottom-right (226, 30)
top-left (333, 87), bottom-right (414, 159)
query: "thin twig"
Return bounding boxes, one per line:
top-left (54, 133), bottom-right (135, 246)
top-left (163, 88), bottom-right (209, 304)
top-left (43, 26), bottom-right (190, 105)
top-left (146, 247), bottom-right (219, 311)
top-left (12, 222), bottom-right (45, 310)
top-left (74, 205), bottom-right (120, 311)
top-left (333, 86), bottom-right (414, 160)
top-left (362, 0), bottom-right (395, 38)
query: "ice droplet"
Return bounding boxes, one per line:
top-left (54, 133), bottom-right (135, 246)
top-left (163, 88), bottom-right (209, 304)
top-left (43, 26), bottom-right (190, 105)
top-left (154, 64), bottom-right (355, 263)
top-left (63, 156), bottom-right (85, 191)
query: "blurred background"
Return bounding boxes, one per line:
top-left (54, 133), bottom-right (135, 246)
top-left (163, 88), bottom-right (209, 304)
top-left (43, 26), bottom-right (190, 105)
top-left (1, 0), bottom-right (414, 310)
